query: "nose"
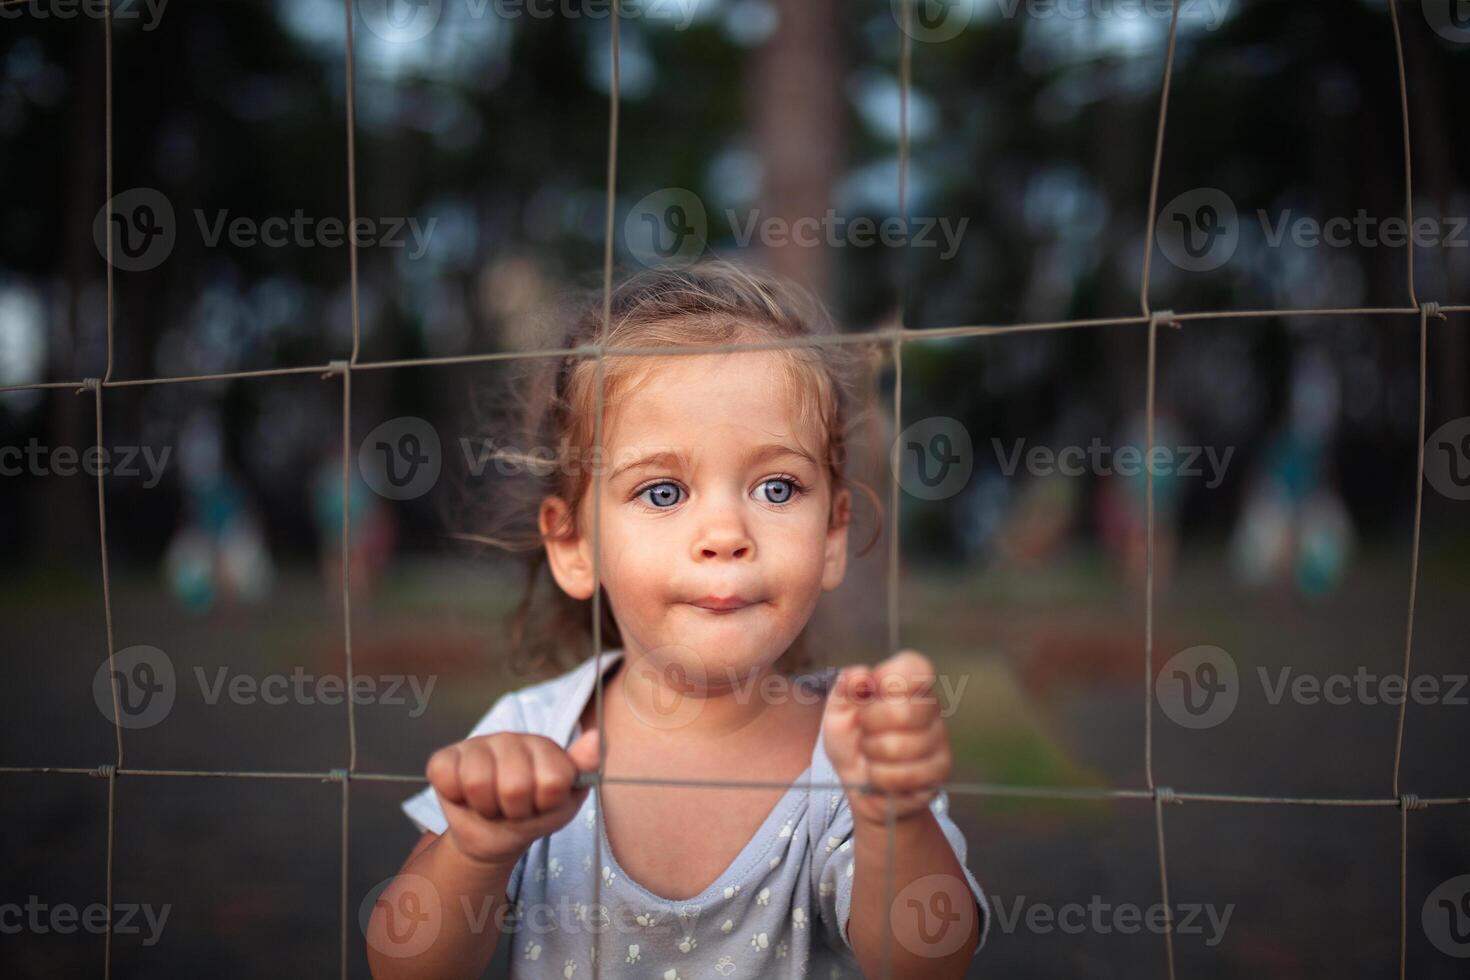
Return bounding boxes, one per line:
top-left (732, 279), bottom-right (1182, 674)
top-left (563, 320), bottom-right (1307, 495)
top-left (691, 496), bottom-right (755, 562)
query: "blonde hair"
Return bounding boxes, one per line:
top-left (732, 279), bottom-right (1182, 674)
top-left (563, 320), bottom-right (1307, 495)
top-left (455, 260), bottom-right (884, 679)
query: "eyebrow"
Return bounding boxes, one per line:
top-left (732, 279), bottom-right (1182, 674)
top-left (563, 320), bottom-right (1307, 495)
top-left (607, 443), bottom-right (819, 483)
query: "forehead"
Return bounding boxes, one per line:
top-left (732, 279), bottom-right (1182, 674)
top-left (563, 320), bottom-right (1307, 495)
top-left (603, 350), bottom-right (822, 457)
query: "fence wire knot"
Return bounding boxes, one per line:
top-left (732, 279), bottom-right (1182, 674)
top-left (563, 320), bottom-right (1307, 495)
top-left (1149, 309), bottom-right (1181, 330)
top-left (76, 378), bottom-right (102, 395)
top-left (1399, 793), bottom-right (1426, 812)
top-left (1154, 786), bottom-right (1178, 805)
top-left (325, 768), bottom-right (350, 784)
top-left (322, 360), bottom-right (350, 379)
top-left (91, 764), bottom-right (116, 779)
top-left (1421, 302), bottom-right (1444, 320)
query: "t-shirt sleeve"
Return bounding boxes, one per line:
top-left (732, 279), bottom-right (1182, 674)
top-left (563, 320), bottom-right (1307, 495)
top-left (400, 690), bottom-right (528, 835)
top-left (811, 788), bottom-right (991, 960)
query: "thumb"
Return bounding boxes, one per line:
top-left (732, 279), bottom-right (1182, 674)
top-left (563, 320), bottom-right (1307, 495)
top-left (566, 726), bottom-right (602, 773)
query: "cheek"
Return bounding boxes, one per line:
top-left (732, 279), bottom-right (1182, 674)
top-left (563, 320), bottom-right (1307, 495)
top-left (594, 512), bottom-right (675, 615)
top-left (762, 512), bottom-right (830, 590)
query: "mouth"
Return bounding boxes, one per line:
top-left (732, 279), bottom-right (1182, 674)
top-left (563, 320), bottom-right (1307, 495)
top-left (686, 595), bottom-right (761, 614)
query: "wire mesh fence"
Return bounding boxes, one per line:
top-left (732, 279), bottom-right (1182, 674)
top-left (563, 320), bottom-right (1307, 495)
top-left (2, 0), bottom-right (1468, 978)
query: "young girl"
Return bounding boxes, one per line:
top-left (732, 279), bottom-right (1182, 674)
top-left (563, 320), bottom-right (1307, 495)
top-left (367, 262), bottom-right (990, 979)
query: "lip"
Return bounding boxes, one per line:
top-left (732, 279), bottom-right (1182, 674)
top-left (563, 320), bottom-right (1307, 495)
top-left (687, 595), bottom-right (758, 613)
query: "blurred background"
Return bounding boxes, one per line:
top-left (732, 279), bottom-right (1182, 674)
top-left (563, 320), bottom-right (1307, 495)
top-left (3, 0), bottom-right (1470, 976)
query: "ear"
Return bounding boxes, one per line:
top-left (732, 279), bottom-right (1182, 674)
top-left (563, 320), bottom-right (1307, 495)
top-left (539, 495), bottom-right (596, 600)
top-left (821, 486), bottom-right (851, 592)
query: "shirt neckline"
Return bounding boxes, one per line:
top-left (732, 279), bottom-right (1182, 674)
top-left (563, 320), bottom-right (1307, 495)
top-left (563, 648), bottom-right (839, 907)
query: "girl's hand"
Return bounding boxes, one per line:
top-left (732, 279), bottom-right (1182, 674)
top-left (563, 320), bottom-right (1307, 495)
top-left (822, 650), bottom-right (953, 828)
top-left (425, 728), bottom-right (601, 867)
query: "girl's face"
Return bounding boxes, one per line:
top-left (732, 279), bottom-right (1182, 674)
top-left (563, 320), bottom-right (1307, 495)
top-left (541, 348), bottom-right (851, 688)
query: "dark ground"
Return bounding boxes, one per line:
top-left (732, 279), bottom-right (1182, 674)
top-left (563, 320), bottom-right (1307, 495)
top-left (2, 540), bottom-right (1469, 978)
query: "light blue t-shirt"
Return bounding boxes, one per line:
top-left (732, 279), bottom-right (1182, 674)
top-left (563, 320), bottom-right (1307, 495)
top-left (402, 649), bottom-right (990, 978)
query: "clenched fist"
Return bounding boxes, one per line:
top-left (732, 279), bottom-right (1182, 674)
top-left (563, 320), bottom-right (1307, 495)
top-left (822, 649), bottom-right (954, 827)
top-left (426, 728), bottom-right (600, 866)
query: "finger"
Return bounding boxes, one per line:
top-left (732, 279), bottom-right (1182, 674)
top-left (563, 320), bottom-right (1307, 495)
top-left (873, 649), bottom-right (937, 692)
top-left (458, 744), bottom-right (501, 820)
top-left (855, 694), bottom-right (939, 733)
top-left (830, 665), bottom-right (876, 715)
top-left (524, 736), bottom-right (578, 814)
top-left (492, 738), bottom-right (537, 821)
top-left (426, 745), bottom-right (466, 806)
top-left (859, 722), bottom-right (944, 763)
top-left (867, 750), bottom-right (951, 795)
top-left (863, 788), bottom-right (939, 817)
top-left (565, 728), bottom-right (601, 773)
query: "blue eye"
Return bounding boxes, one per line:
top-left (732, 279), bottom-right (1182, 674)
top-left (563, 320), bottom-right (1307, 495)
top-left (637, 482), bottom-right (684, 508)
top-left (756, 478), bottom-right (800, 505)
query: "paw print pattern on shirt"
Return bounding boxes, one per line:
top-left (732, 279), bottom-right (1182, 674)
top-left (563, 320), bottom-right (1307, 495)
top-left (750, 932), bottom-right (770, 951)
top-left (626, 944), bottom-right (640, 964)
top-left (562, 961), bottom-right (577, 979)
top-left (677, 935), bottom-right (697, 953)
top-left (756, 887), bottom-right (770, 906)
top-left (714, 956), bottom-right (737, 976)
top-left (524, 942), bottom-right (542, 960)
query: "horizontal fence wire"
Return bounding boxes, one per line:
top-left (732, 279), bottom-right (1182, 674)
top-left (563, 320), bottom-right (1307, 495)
top-left (1, 2), bottom-right (1466, 980)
